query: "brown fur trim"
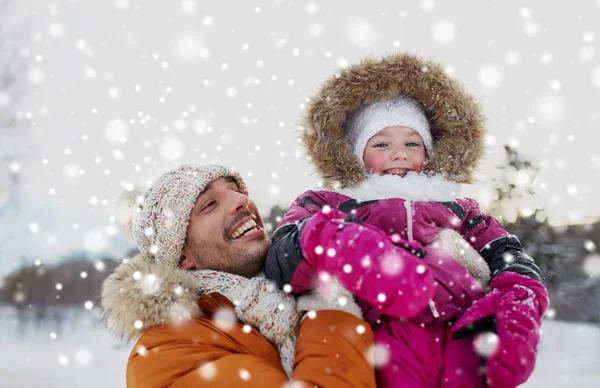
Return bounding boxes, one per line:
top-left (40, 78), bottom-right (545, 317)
top-left (302, 53), bottom-right (487, 188)
top-left (100, 254), bottom-right (201, 341)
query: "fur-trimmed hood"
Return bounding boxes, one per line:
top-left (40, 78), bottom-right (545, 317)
top-left (100, 254), bottom-right (202, 341)
top-left (302, 53), bottom-right (486, 188)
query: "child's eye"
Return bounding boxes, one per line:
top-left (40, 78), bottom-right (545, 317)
top-left (406, 142), bottom-right (420, 147)
top-left (374, 143), bottom-right (388, 148)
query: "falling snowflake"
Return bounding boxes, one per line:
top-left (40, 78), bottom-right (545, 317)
top-left (308, 23), bottom-right (324, 38)
top-left (381, 252), bottom-right (404, 276)
top-left (505, 50), bottom-right (520, 65)
top-left (174, 33), bottom-right (210, 61)
top-left (83, 230), bottom-right (108, 252)
top-left (584, 240), bottom-right (596, 252)
top-left (238, 369), bottom-right (251, 381)
top-left (48, 22), bottom-right (66, 38)
top-left (225, 87), bottom-right (238, 98)
top-left (268, 185), bottom-right (280, 196)
top-left (199, 362), bottom-right (217, 380)
top-left (180, 0), bottom-right (197, 14)
top-left (478, 64), bottom-right (503, 89)
top-left (474, 332), bottom-right (499, 357)
top-left (74, 348), bottom-right (93, 366)
top-left (57, 354), bottom-right (70, 366)
top-left (29, 67), bottom-right (45, 85)
top-left (579, 46), bottom-right (595, 62)
top-left (523, 20), bottom-right (540, 37)
top-left (431, 19), bottom-right (456, 45)
top-left (104, 119), bottom-right (129, 145)
top-left (139, 273), bottom-right (162, 295)
top-left (159, 136), bottom-right (185, 161)
top-left (368, 343), bottom-right (391, 367)
top-left (213, 308), bottom-right (236, 331)
top-left (344, 17), bottom-right (379, 48)
top-left (114, 0), bottom-right (130, 10)
top-left (583, 254), bottom-right (600, 276)
top-left (534, 95), bottom-right (565, 124)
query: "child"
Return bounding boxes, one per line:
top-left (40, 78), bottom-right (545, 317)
top-left (265, 54), bottom-right (549, 388)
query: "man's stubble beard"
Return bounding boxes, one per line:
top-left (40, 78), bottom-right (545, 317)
top-left (190, 234), bottom-right (271, 278)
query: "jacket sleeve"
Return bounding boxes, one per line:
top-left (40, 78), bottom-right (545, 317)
top-left (293, 310), bottom-right (377, 387)
top-left (126, 312), bottom-right (376, 388)
top-left (126, 319), bottom-right (286, 388)
top-left (444, 198), bottom-right (546, 285)
top-left (264, 190), bottom-right (331, 289)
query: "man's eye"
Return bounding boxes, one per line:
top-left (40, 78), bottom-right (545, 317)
top-left (203, 200), bottom-right (216, 210)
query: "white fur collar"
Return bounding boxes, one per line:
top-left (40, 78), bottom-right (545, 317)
top-left (338, 172), bottom-right (461, 202)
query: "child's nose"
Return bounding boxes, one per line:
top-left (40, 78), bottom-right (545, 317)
top-left (391, 148), bottom-right (408, 160)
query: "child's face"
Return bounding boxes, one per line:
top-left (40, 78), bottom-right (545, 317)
top-left (363, 126), bottom-right (426, 177)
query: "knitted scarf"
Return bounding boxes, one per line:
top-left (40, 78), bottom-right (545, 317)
top-left (191, 270), bottom-right (298, 377)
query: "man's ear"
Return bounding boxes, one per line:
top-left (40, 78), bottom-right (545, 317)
top-left (179, 251), bottom-right (197, 270)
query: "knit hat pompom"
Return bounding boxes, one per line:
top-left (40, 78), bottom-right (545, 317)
top-left (114, 187), bottom-right (145, 241)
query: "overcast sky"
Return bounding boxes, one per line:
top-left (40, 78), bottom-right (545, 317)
top-left (2, 0), bottom-right (600, 274)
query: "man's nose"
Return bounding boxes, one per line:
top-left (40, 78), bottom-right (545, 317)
top-left (229, 190), bottom-right (250, 214)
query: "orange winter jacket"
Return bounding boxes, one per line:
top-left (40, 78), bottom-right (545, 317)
top-left (126, 293), bottom-right (376, 388)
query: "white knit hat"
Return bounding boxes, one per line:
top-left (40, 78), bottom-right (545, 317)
top-left (344, 96), bottom-right (433, 165)
top-left (114, 164), bottom-right (247, 268)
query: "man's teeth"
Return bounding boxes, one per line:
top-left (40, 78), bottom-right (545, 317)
top-left (232, 219), bottom-right (259, 239)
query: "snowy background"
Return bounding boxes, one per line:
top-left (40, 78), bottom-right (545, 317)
top-left (1, 0), bottom-right (600, 386)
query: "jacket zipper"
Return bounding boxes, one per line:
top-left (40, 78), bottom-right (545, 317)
top-left (404, 200), bottom-right (414, 242)
top-left (405, 199), bottom-right (440, 319)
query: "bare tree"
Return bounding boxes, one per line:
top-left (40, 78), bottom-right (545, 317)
top-left (0, 0), bottom-right (30, 217)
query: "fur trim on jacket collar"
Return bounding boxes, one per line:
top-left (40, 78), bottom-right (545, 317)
top-left (101, 254), bottom-right (202, 341)
top-left (338, 172), bottom-right (461, 202)
top-left (302, 53), bottom-right (486, 188)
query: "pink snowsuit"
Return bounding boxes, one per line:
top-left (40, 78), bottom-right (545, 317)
top-left (265, 53), bottom-right (549, 387)
top-left (265, 188), bottom-right (546, 387)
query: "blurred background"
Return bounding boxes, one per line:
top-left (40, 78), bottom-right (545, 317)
top-left (1, 0), bottom-right (599, 386)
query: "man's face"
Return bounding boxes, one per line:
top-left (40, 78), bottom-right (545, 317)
top-left (180, 176), bottom-right (271, 277)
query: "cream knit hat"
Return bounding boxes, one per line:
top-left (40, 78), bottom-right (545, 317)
top-left (344, 96), bottom-right (433, 165)
top-left (114, 164), bottom-right (246, 267)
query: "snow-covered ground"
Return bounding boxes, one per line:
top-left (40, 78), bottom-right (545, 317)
top-left (1, 310), bottom-right (598, 387)
top-left (523, 320), bottom-right (600, 387)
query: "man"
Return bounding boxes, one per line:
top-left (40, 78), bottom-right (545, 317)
top-left (101, 164), bottom-right (376, 387)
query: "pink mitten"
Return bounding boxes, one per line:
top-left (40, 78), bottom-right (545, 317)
top-left (452, 272), bottom-right (549, 388)
top-left (300, 206), bottom-right (435, 318)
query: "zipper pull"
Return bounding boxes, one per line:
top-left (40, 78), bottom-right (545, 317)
top-left (428, 298), bottom-right (440, 318)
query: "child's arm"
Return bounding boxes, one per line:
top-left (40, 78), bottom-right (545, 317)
top-left (442, 199), bottom-right (549, 387)
top-left (446, 198), bottom-right (545, 285)
top-left (265, 191), bottom-right (435, 319)
top-left (263, 190), bottom-right (326, 289)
